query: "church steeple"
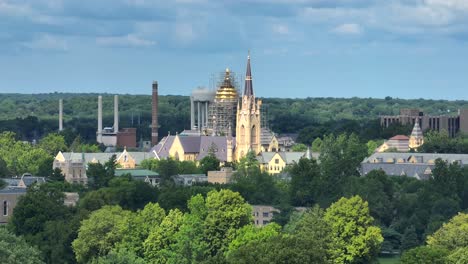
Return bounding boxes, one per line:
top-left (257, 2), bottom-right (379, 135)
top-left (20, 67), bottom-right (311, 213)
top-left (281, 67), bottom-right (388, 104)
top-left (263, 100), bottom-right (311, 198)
top-left (244, 51), bottom-right (253, 96)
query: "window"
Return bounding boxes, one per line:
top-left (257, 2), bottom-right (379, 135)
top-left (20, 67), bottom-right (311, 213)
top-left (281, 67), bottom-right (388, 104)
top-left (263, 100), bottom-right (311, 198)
top-left (262, 212), bottom-right (269, 217)
top-left (275, 159), bottom-right (279, 164)
top-left (3, 200), bottom-right (8, 216)
top-left (263, 220), bottom-right (270, 225)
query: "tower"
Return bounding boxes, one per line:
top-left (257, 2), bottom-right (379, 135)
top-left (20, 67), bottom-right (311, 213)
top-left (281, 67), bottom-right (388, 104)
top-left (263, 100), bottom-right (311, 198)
top-left (152, 81), bottom-right (159, 146)
top-left (235, 52), bottom-right (262, 161)
top-left (409, 120), bottom-right (424, 149)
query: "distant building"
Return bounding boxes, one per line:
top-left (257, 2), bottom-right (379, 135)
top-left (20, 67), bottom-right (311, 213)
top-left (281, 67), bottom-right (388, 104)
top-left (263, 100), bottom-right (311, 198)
top-left (256, 150), bottom-right (319, 174)
top-left (361, 152), bottom-right (468, 179)
top-left (53, 149), bottom-right (156, 184)
top-left (115, 169), bottom-right (160, 187)
top-left (377, 135), bottom-right (410, 152)
top-left (252, 205), bottom-right (307, 227)
top-left (380, 108), bottom-right (468, 137)
top-left (117, 128), bottom-right (137, 148)
top-left (151, 134), bottom-right (234, 163)
top-left (207, 167), bottom-right (235, 184)
top-left (172, 174), bottom-right (208, 186)
top-left (377, 122), bottom-right (425, 153)
top-left (260, 128), bottom-right (296, 152)
top-left (252, 205), bottom-right (279, 227)
top-left (0, 188), bottom-right (26, 224)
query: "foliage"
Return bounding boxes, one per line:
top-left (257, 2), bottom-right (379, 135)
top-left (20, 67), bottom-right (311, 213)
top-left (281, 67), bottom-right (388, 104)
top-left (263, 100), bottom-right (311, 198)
top-left (427, 213), bottom-right (468, 251)
top-left (198, 152), bottom-right (220, 175)
top-left (289, 157), bottom-right (320, 206)
top-left (324, 195), bottom-right (383, 264)
top-left (38, 133), bottom-right (67, 155)
top-left (291, 143), bottom-right (307, 152)
top-left (72, 205), bottom-right (132, 263)
top-left (0, 227), bottom-right (45, 264)
top-left (400, 246), bottom-right (449, 264)
top-left (446, 247), bottom-right (468, 264)
top-left (91, 249), bottom-right (145, 264)
top-left (311, 137), bottom-right (322, 152)
top-left (87, 155), bottom-right (117, 189)
top-left (420, 130), bottom-right (468, 154)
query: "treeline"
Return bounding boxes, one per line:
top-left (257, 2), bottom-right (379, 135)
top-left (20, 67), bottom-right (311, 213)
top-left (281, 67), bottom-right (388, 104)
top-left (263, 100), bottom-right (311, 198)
top-left (2, 93), bottom-right (468, 143)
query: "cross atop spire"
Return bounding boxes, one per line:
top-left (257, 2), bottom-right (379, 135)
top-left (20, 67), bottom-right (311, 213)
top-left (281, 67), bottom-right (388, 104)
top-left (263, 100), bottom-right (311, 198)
top-left (244, 51), bottom-right (253, 96)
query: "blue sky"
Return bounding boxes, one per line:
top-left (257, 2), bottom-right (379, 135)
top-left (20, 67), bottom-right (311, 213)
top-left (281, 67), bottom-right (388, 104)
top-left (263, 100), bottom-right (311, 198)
top-left (1, 0), bottom-right (468, 99)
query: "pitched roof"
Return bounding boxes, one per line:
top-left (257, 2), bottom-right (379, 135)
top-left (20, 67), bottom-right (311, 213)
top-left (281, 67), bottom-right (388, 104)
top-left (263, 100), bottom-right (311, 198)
top-left (411, 121), bottom-right (423, 138)
top-left (244, 53), bottom-right (253, 96)
top-left (389, 135), bottom-right (410, 140)
top-left (257, 151), bottom-right (320, 164)
top-left (58, 152), bottom-right (154, 165)
top-left (363, 152), bottom-right (468, 164)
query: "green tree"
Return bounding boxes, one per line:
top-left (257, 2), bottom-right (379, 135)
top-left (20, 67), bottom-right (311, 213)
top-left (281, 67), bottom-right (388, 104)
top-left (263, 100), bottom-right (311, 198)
top-left (91, 249), bottom-right (145, 264)
top-left (401, 225), bottom-right (419, 251)
top-left (38, 133), bottom-right (67, 155)
top-left (0, 156), bottom-right (9, 177)
top-left (9, 184), bottom-right (71, 238)
top-left (226, 223), bottom-right (281, 258)
top-left (199, 152), bottom-right (220, 175)
top-left (324, 196), bottom-right (383, 264)
top-left (143, 209), bottom-right (184, 263)
top-left (311, 137), bottom-right (322, 152)
top-left (236, 151), bottom-right (260, 177)
top-left (203, 189), bottom-right (252, 257)
top-left (427, 213), bottom-right (468, 251)
top-left (291, 143), bottom-right (307, 152)
top-left (446, 247), bottom-right (468, 264)
top-left (87, 155), bottom-right (116, 189)
top-left (366, 140), bottom-right (379, 155)
top-left (49, 168), bottom-right (65, 182)
top-left (119, 202), bottom-right (166, 257)
top-left (289, 157), bottom-right (320, 206)
top-left (400, 246), bottom-right (449, 264)
top-left (72, 205), bottom-right (132, 263)
top-left (0, 228), bottom-right (45, 264)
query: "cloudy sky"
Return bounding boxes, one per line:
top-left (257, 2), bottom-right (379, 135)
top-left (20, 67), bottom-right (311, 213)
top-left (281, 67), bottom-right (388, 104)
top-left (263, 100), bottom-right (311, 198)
top-left (1, 0), bottom-right (468, 99)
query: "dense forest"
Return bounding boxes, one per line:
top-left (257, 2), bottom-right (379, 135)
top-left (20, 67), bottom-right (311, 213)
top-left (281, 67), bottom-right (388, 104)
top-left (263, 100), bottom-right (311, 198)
top-left (1, 93), bottom-right (468, 144)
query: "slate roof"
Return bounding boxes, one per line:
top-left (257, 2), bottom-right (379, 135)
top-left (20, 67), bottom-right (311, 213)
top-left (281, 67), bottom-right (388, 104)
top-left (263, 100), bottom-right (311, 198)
top-left (59, 152), bottom-right (154, 165)
top-left (257, 151), bottom-right (320, 164)
top-left (363, 152), bottom-right (468, 164)
top-left (361, 152), bottom-right (468, 179)
top-left (0, 188), bottom-right (27, 194)
top-left (361, 163), bottom-right (432, 180)
top-left (151, 135), bottom-right (234, 162)
top-left (389, 135), bottom-right (409, 140)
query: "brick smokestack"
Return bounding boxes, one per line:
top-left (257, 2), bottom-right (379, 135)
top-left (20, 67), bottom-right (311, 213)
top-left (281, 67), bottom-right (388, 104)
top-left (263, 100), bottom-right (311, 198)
top-left (152, 81), bottom-right (159, 146)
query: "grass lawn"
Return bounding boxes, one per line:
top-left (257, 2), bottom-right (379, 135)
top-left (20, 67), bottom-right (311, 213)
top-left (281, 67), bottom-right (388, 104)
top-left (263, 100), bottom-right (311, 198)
top-left (378, 256), bottom-right (400, 264)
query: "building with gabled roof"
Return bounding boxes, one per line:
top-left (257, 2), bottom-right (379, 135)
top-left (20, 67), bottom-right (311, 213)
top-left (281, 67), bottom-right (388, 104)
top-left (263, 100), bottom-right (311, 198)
top-left (361, 152), bottom-right (468, 179)
top-left (53, 149), bottom-right (156, 184)
top-left (257, 151), bottom-right (320, 174)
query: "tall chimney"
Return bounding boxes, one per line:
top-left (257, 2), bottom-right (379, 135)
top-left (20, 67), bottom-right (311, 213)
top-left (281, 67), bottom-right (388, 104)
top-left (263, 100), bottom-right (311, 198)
top-left (97, 96), bottom-right (103, 143)
top-left (59, 99), bottom-right (63, 131)
top-left (114, 95), bottom-right (119, 133)
top-left (152, 81), bottom-right (159, 146)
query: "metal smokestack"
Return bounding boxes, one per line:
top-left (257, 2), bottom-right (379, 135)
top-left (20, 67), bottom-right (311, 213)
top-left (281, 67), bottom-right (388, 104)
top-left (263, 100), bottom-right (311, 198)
top-left (59, 99), bottom-right (63, 131)
top-left (97, 96), bottom-right (103, 143)
top-left (152, 81), bottom-right (159, 146)
top-left (114, 95), bottom-right (119, 133)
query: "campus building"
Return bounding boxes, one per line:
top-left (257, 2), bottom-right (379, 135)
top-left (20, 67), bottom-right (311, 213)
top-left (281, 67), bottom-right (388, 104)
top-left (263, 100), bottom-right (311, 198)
top-left (380, 108), bottom-right (468, 137)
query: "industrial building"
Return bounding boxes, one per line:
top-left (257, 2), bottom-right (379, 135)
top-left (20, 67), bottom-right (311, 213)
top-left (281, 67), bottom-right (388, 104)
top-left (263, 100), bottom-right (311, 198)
top-left (381, 108), bottom-right (468, 137)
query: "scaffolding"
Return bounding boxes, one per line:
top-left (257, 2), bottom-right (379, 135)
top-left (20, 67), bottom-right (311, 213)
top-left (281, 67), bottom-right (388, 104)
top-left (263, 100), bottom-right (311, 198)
top-left (208, 69), bottom-right (240, 136)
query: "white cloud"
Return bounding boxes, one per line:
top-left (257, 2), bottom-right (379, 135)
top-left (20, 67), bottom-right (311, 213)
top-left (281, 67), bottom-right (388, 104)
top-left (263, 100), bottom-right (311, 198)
top-left (22, 34), bottom-right (68, 51)
top-left (272, 24), bottom-right (289, 34)
top-left (332, 23), bottom-right (362, 35)
top-left (174, 23), bottom-right (196, 43)
top-left (96, 34), bottom-right (156, 47)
